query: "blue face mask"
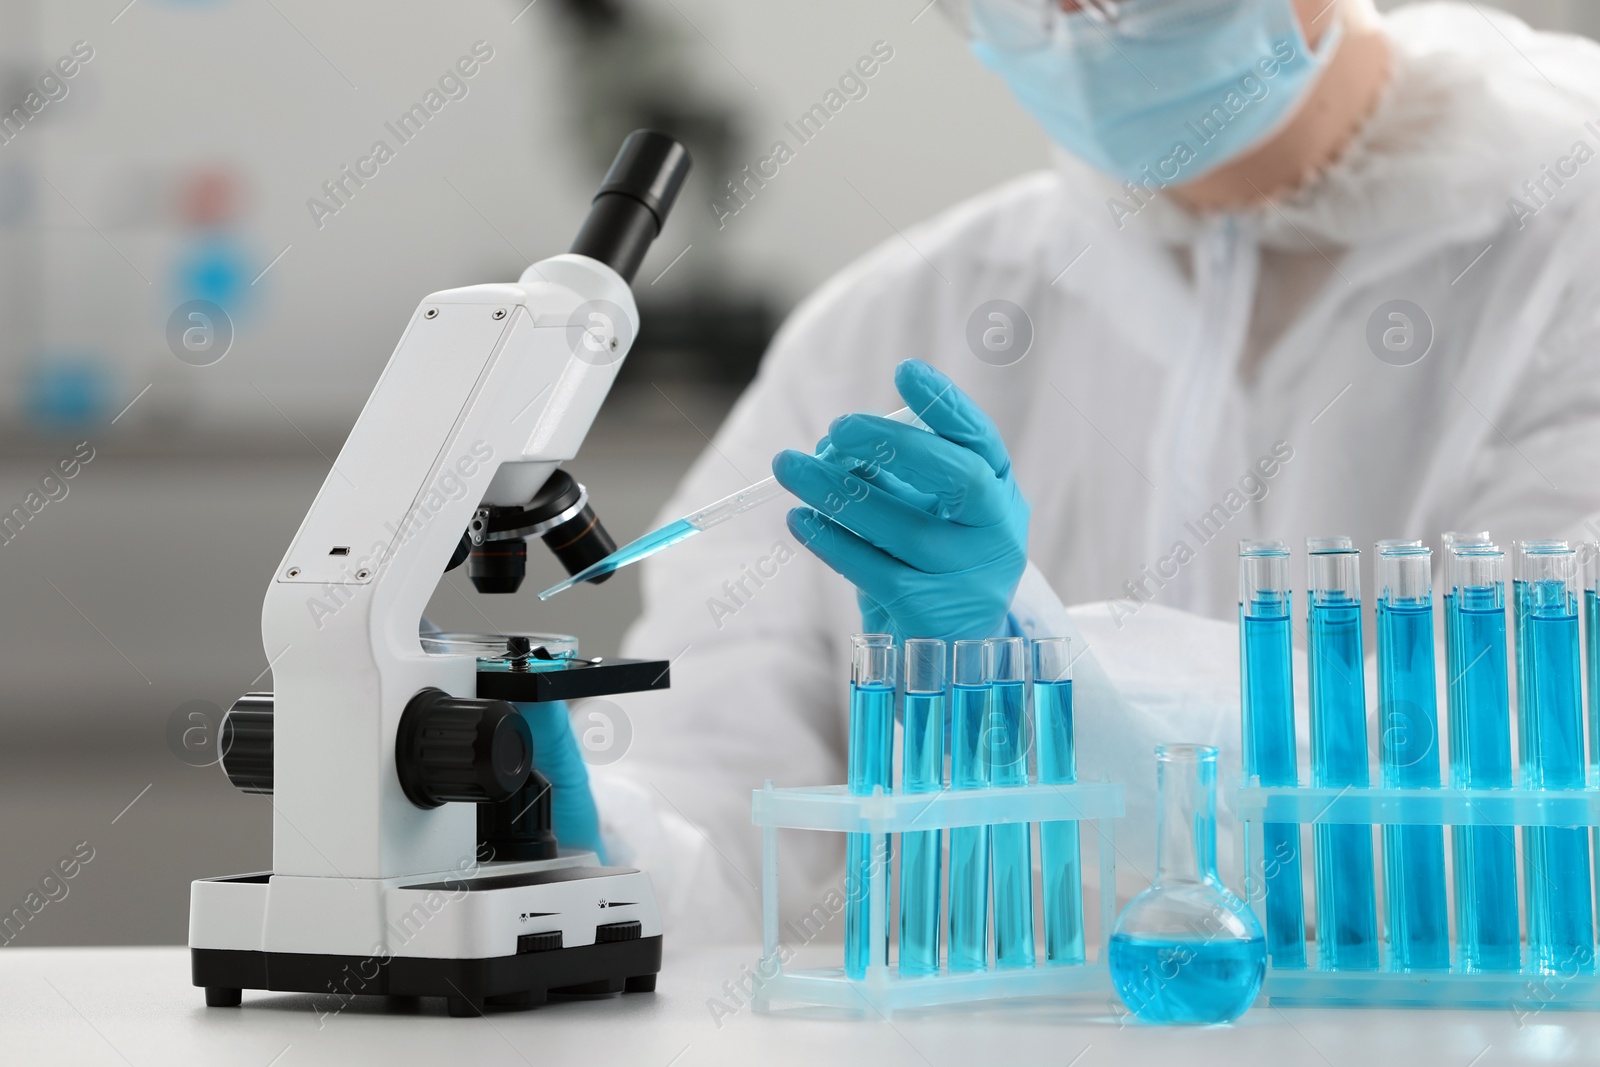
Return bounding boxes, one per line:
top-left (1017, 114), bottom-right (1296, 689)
top-left (972, 0), bottom-right (1340, 186)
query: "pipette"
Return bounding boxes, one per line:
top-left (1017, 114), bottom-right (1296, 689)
top-left (537, 406), bottom-right (926, 599)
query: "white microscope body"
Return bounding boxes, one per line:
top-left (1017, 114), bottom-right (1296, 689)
top-left (189, 133), bottom-right (689, 1017)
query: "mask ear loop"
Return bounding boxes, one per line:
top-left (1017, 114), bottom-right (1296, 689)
top-left (960, 0), bottom-right (1061, 51)
top-left (1307, 1), bottom-right (1347, 64)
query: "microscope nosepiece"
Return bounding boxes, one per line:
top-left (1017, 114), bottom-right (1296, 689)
top-left (468, 539), bottom-right (527, 594)
top-left (540, 501), bottom-right (617, 584)
top-left (468, 470), bottom-right (617, 593)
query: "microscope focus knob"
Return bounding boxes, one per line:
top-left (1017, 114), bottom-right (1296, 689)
top-left (396, 688), bottom-right (533, 809)
top-left (220, 692), bottom-right (274, 794)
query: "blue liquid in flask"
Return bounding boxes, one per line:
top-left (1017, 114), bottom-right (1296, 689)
top-left (1109, 933), bottom-right (1267, 1025)
top-left (1110, 744), bottom-right (1265, 1025)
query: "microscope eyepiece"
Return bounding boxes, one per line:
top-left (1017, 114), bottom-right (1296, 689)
top-left (568, 130), bottom-right (692, 284)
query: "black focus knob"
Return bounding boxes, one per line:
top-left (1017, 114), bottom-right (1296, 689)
top-left (396, 688), bottom-right (533, 808)
top-left (220, 692), bottom-right (274, 794)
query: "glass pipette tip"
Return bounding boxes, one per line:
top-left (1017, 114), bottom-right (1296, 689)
top-left (537, 405), bottom-right (926, 599)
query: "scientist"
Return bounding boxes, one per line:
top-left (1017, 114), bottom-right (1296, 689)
top-left (523, 0), bottom-right (1600, 942)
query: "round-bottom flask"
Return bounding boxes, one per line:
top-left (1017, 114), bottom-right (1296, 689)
top-left (1109, 744), bottom-right (1266, 1025)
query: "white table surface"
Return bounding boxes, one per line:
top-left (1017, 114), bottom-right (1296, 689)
top-left (3, 945), bottom-right (1596, 1066)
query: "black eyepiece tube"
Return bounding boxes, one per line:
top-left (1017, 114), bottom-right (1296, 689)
top-left (569, 130), bottom-right (692, 284)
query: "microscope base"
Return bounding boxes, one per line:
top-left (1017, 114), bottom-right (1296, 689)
top-left (190, 859), bottom-right (663, 1016)
top-left (191, 936), bottom-right (662, 1016)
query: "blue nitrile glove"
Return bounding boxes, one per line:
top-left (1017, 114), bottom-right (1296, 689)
top-left (515, 701), bottom-right (607, 863)
top-left (772, 359), bottom-right (1030, 644)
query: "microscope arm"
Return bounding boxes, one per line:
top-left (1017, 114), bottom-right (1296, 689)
top-left (256, 133), bottom-right (690, 881)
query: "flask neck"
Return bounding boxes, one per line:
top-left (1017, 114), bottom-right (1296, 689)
top-left (1154, 745), bottom-right (1219, 886)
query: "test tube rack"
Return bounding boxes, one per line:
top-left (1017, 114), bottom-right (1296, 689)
top-left (750, 779), bottom-right (1123, 1017)
top-left (1236, 781), bottom-right (1600, 1008)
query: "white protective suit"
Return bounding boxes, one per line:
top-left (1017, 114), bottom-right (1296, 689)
top-left (591, 3), bottom-right (1600, 945)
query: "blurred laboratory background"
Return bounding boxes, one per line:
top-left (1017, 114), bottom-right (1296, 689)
top-left (0, 0), bottom-right (1593, 946)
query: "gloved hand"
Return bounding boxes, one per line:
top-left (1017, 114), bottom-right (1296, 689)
top-left (514, 701), bottom-right (607, 863)
top-left (772, 358), bottom-right (1030, 644)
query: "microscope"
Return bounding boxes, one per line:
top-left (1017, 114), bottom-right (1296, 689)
top-left (189, 132), bottom-right (690, 1017)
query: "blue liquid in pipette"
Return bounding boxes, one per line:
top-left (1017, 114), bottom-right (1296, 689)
top-left (1516, 580), bottom-right (1594, 975)
top-left (899, 689), bottom-right (944, 976)
top-left (1449, 590), bottom-right (1521, 972)
top-left (537, 518), bottom-right (699, 599)
top-left (1239, 600), bottom-right (1306, 969)
top-left (845, 681), bottom-right (894, 980)
top-left (1376, 599), bottom-right (1450, 971)
top-left (949, 682), bottom-right (990, 971)
top-left (1307, 593), bottom-right (1379, 971)
top-left (1035, 678), bottom-right (1085, 965)
top-left (987, 679), bottom-right (1035, 968)
top-left (1108, 933), bottom-right (1266, 1025)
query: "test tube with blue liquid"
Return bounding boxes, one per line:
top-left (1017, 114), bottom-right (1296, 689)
top-left (1034, 636), bottom-right (1085, 965)
top-left (1375, 543), bottom-right (1450, 971)
top-left (1441, 532), bottom-right (1492, 762)
top-left (845, 633), bottom-right (895, 979)
top-left (1585, 543), bottom-right (1600, 780)
top-left (1306, 537), bottom-right (1379, 970)
top-left (985, 636), bottom-right (1036, 968)
top-left (949, 639), bottom-right (990, 971)
top-left (1238, 540), bottom-right (1306, 969)
top-left (899, 638), bottom-right (945, 976)
top-left (1513, 541), bottom-right (1594, 974)
top-left (1446, 542), bottom-right (1520, 971)
top-left (1585, 544), bottom-right (1600, 919)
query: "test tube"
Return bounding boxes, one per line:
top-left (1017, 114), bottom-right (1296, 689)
top-left (1442, 532), bottom-right (1493, 746)
top-left (949, 639), bottom-right (990, 971)
top-left (1306, 537), bottom-right (1379, 970)
top-left (845, 634), bottom-right (895, 980)
top-left (1239, 541), bottom-right (1306, 969)
top-left (1513, 539), bottom-right (1567, 782)
top-left (1585, 543), bottom-right (1600, 926)
top-left (1442, 531), bottom-right (1492, 553)
top-left (1585, 544), bottom-right (1600, 781)
top-left (899, 638), bottom-right (945, 976)
top-left (1375, 543), bottom-right (1449, 971)
top-left (1446, 543), bottom-right (1520, 971)
top-left (1513, 541), bottom-right (1594, 975)
top-left (985, 636), bottom-right (1036, 968)
top-left (1034, 637), bottom-right (1085, 965)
